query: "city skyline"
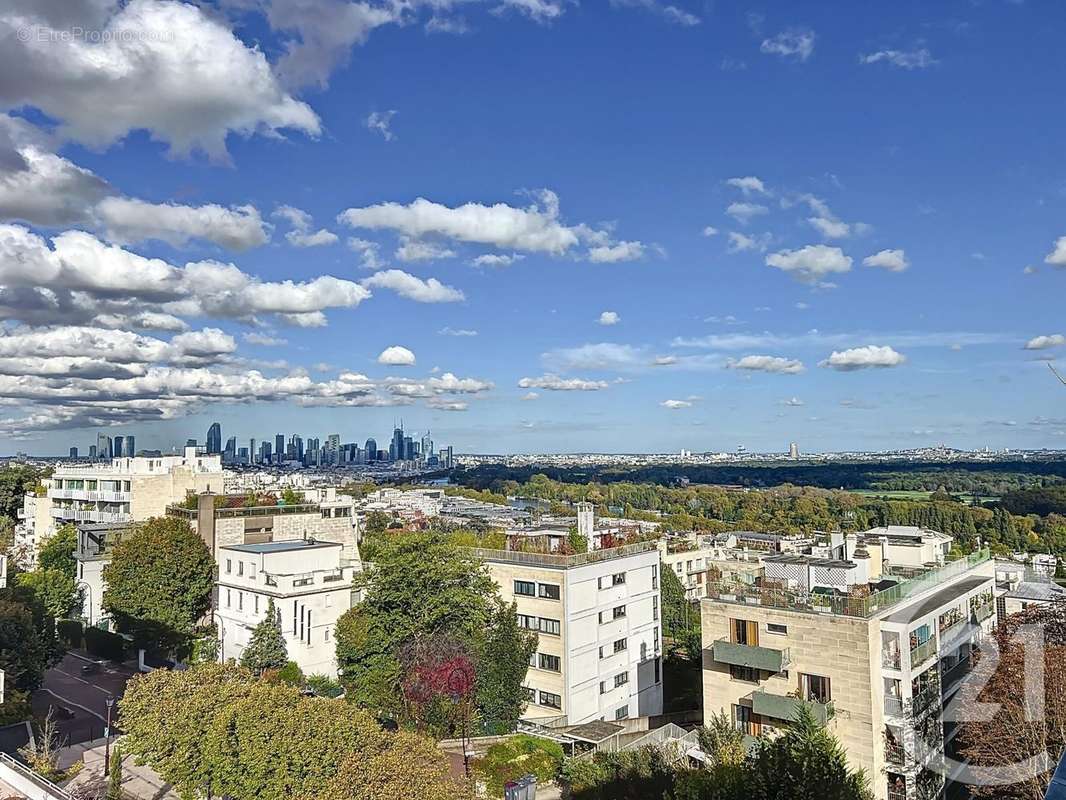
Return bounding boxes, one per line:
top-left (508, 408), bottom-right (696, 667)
top-left (3, 2), bottom-right (1066, 456)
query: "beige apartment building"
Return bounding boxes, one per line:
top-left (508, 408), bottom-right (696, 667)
top-left (472, 540), bottom-right (663, 725)
top-left (16, 447), bottom-right (224, 566)
top-left (702, 547), bottom-right (996, 800)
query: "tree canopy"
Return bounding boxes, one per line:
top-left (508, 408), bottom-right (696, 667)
top-left (336, 531), bottom-right (536, 735)
top-left (37, 524), bottom-right (77, 578)
top-left (0, 595), bottom-right (61, 692)
top-left (102, 516), bottom-right (215, 653)
top-left (118, 663), bottom-right (465, 800)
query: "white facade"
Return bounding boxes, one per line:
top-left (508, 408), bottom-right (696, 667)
top-left (482, 541), bottom-right (663, 725)
top-left (16, 447), bottom-right (224, 565)
top-left (215, 540), bottom-right (357, 678)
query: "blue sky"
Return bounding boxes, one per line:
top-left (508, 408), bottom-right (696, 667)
top-left (1, 0), bottom-right (1065, 455)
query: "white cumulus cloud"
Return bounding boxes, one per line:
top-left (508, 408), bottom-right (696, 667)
top-left (863, 248), bottom-right (909, 272)
top-left (361, 269), bottom-right (464, 303)
top-left (96, 197), bottom-right (271, 251)
top-left (766, 244), bottom-right (852, 282)
top-left (378, 345), bottom-right (417, 366)
top-left (760, 28), bottom-right (816, 62)
top-left (1024, 334), bottom-right (1066, 351)
top-left (819, 345), bottom-right (906, 371)
top-left (518, 374), bottom-right (609, 391)
top-left (661, 399), bottom-right (692, 409)
top-left (598, 311), bottom-right (621, 326)
top-left (727, 355), bottom-right (805, 374)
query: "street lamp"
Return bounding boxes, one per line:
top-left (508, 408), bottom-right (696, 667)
top-left (75, 580), bottom-right (93, 627)
top-left (103, 695), bottom-right (115, 775)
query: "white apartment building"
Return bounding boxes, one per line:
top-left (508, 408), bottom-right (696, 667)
top-left (702, 543), bottom-right (997, 800)
top-left (16, 447), bottom-right (224, 565)
top-left (216, 539), bottom-right (358, 677)
top-left (473, 540), bottom-right (663, 725)
top-left (658, 538), bottom-right (763, 601)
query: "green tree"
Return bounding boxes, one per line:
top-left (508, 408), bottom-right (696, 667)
top-left (16, 569), bottom-right (80, 619)
top-left (119, 663), bottom-right (463, 800)
top-left (474, 734), bottom-right (563, 798)
top-left (476, 602), bottom-right (538, 734)
top-left (747, 704), bottom-right (872, 800)
top-left (239, 598), bottom-right (287, 674)
top-left (102, 517), bottom-right (215, 653)
top-left (281, 487), bottom-right (303, 505)
top-left (37, 524), bottom-right (77, 578)
top-left (661, 567), bottom-right (700, 660)
top-left (336, 531), bottom-right (532, 734)
top-left (107, 746), bottom-right (124, 800)
top-left (0, 465), bottom-right (40, 520)
top-left (0, 597), bottom-right (60, 691)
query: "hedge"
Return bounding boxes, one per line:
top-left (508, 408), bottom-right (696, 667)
top-left (56, 619), bottom-right (84, 650)
top-left (84, 626), bottom-right (127, 662)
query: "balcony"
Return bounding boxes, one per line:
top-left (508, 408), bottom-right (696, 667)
top-left (884, 695), bottom-right (904, 716)
top-left (972, 600), bottom-right (994, 622)
top-left (751, 690), bottom-right (834, 725)
top-left (712, 639), bottom-right (790, 672)
top-left (884, 737), bottom-right (906, 767)
top-left (910, 637), bottom-right (938, 669)
top-left (882, 649), bottom-right (902, 670)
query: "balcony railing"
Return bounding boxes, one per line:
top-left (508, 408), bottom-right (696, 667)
top-left (884, 738), bottom-right (906, 766)
top-left (711, 639), bottom-right (790, 672)
top-left (887, 782), bottom-right (907, 800)
top-left (466, 539), bottom-right (658, 569)
top-left (706, 550), bottom-right (991, 618)
top-left (882, 649), bottom-right (902, 670)
top-left (972, 600), bottom-right (994, 622)
top-left (910, 637), bottom-right (938, 669)
top-left (751, 690), bottom-right (834, 725)
top-left (884, 696), bottom-right (904, 716)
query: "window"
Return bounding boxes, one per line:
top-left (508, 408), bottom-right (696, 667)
top-left (225, 559), bottom-right (232, 574)
top-left (599, 681), bottom-right (607, 695)
top-left (517, 614), bottom-right (537, 630)
top-left (614, 672), bottom-right (629, 688)
top-left (529, 651), bottom-right (537, 667)
top-left (767, 623), bottom-right (788, 635)
top-left (675, 563), bottom-right (683, 573)
top-left (730, 664), bottom-right (759, 682)
top-left (652, 596), bottom-right (659, 621)
top-left (730, 618), bottom-right (758, 646)
top-left (613, 638), bottom-right (627, 654)
top-left (524, 687), bottom-right (536, 702)
top-left (612, 573), bottom-right (626, 586)
top-left (514, 580), bottom-right (536, 597)
top-left (654, 657), bottom-right (661, 684)
top-left (539, 618), bottom-right (561, 636)
top-left (324, 627), bottom-right (330, 642)
top-left (254, 595), bottom-right (259, 614)
top-left (539, 653), bottom-right (561, 672)
top-left (654, 627), bottom-right (660, 653)
top-left (734, 704), bottom-right (759, 736)
top-left (225, 588), bottom-right (231, 608)
top-left (238, 561), bottom-right (244, 576)
top-left (614, 705), bottom-right (629, 721)
top-left (238, 591), bottom-right (243, 611)
top-left (248, 563), bottom-right (256, 579)
top-left (613, 605), bottom-right (626, 620)
top-left (538, 583), bottom-right (560, 600)
top-left (539, 691), bottom-right (561, 710)
top-left (801, 673), bottom-right (832, 703)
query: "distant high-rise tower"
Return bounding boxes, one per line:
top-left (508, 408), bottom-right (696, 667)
top-left (88, 445), bottom-right (97, 458)
top-left (391, 424), bottom-right (405, 461)
top-left (275, 434), bottom-right (285, 464)
top-left (421, 431), bottom-right (433, 461)
top-left (224, 436), bottom-right (237, 459)
top-left (249, 438), bottom-right (256, 464)
top-left (69, 446), bottom-right (79, 459)
top-left (113, 437), bottom-right (124, 458)
top-left (124, 435), bottom-right (135, 457)
top-left (96, 433), bottom-right (112, 460)
top-left (365, 438), bottom-right (377, 462)
top-left (789, 442), bottom-right (800, 459)
top-left (206, 422), bottom-right (222, 454)
top-left (260, 441), bottom-right (272, 463)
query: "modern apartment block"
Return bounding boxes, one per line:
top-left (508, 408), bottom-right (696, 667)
top-left (74, 520), bottom-right (136, 627)
top-left (701, 544), bottom-right (996, 800)
top-left (16, 447), bottom-right (224, 565)
top-left (472, 540), bottom-right (663, 725)
top-left (215, 539), bottom-right (358, 677)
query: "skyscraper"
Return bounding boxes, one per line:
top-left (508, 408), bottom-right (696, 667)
top-left (391, 425), bottom-right (405, 461)
top-left (88, 445), bottom-right (97, 459)
top-left (206, 422), bottom-right (222, 454)
top-left (249, 438), bottom-right (256, 464)
top-left (69, 446), bottom-right (79, 459)
top-left (275, 434), bottom-right (285, 464)
top-left (261, 441), bottom-right (272, 463)
top-left (124, 435), bottom-right (135, 457)
top-left (96, 433), bottom-right (112, 460)
top-left (421, 431), bottom-right (433, 460)
top-left (224, 436), bottom-right (237, 460)
top-left (364, 438), bottom-right (377, 462)
top-left (113, 437), bottom-right (124, 458)
top-left (789, 441), bottom-right (800, 459)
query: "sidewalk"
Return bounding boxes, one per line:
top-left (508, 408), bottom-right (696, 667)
top-left (60, 739), bottom-right (178, 800)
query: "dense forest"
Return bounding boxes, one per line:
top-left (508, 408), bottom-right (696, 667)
top-left (454, 467), bottom-right (1066, 558)
top-left (457, 460), bottom-right (1066, 496)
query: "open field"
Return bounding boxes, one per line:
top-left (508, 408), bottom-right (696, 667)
top-left (851, 489), bottom-right (1000, 503)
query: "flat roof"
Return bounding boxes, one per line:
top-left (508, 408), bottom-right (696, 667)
top-left (221, 539), bottom-right (341, 554)
top-left (563, 721), bottom-right (624, 743)
top-left (1005, 581), bottom-right (1066, 602)
top-left (884, 575), bottom-right (991, 624)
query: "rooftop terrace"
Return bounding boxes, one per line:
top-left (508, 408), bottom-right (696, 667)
top-left (467, 539), bottom-right (658, 569)
top-left (705, 549), bottom-right (991, 619)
